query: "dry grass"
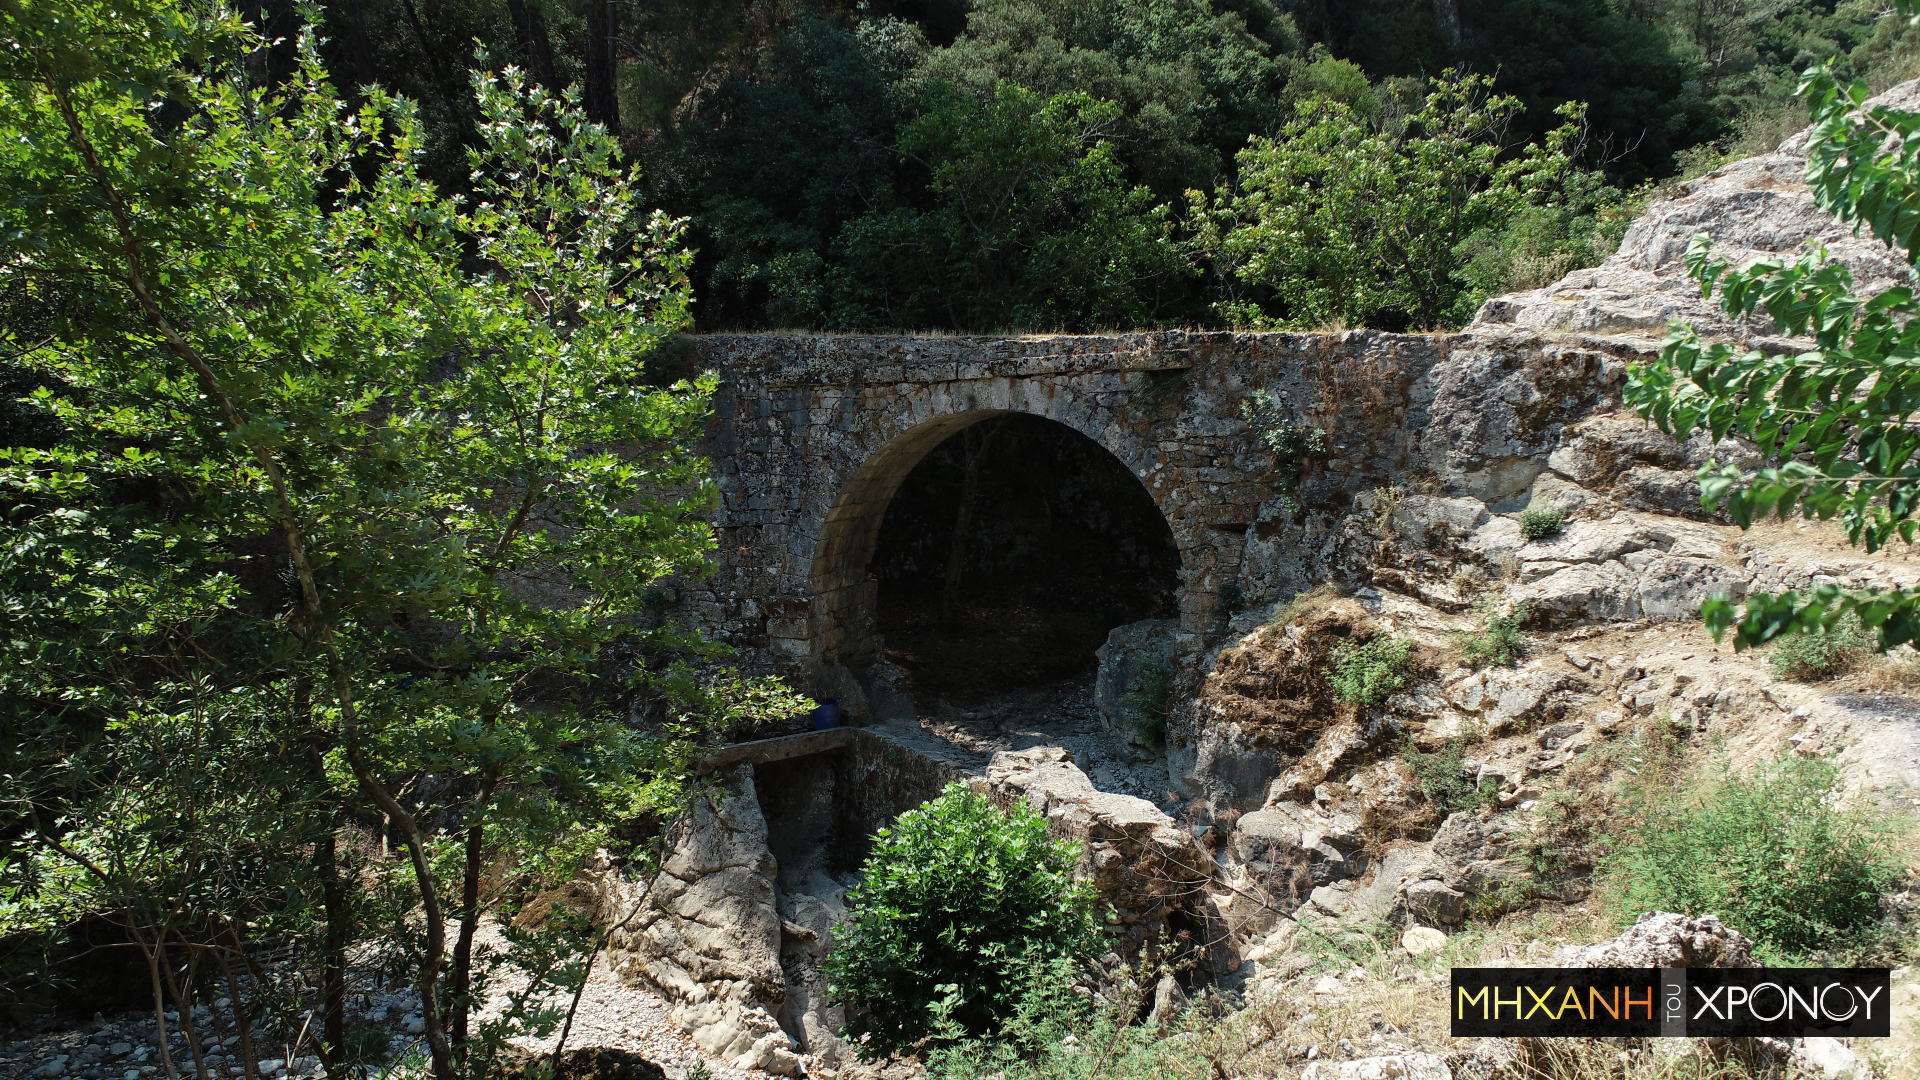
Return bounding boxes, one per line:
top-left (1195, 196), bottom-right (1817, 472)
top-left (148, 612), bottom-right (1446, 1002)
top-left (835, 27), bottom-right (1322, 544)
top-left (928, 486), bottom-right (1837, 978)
top-left (1861, 648), bottom-right (1920, 693)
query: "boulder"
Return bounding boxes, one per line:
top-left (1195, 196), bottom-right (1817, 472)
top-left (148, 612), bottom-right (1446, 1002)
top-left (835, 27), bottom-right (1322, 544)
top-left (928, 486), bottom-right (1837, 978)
top-left (600, 763), bottom-right (798, 1070)
top-left (1554, 911), bottom-right (1755, 968)
top-left (1094, 618), bottom-right (1178, 735)
top-left (1389, 495), bottom-right (1492, 546)
top-left (972, 747), bottom-right (1211, 952)
top-left (1401, 926), bottom-right (1448, 956)
top-left (1471, 78), bottom-right (1920, 345)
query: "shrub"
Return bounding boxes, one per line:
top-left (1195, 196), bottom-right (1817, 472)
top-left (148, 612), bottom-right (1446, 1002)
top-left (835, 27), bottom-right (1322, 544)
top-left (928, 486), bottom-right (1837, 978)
top-left (1327, 634), bottom-right (1412, 707)
top-left (1768, 617), bottom-right (1875, 681)
top-left (1458, 601), bottom-right (1527, 668)
top-left (1603, 752), bottom-right (1901, 956)
top-left (1241, 388), bottom-right (1327, 512)
top-left (1517, 506), bottom-right (1567, 540)
top-left (1122, 652), bottom-right (1175, 746)
top-left (1402, 737), bottom-right (1496, 818)
top-left (341, 1024), bottom-right (392, 1064)
top-left (825, 782), bottom-right (1097, 1058)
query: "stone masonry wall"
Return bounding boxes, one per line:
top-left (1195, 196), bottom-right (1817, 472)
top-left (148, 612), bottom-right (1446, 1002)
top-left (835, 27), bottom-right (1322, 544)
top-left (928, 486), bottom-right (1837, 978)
top-left (675, 328), bottom-right (1649, 723)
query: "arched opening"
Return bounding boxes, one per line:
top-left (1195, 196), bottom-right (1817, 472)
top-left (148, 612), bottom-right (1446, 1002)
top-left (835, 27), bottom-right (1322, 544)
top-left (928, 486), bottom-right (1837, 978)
top-left (866, 414), bottom-right (1181, 702)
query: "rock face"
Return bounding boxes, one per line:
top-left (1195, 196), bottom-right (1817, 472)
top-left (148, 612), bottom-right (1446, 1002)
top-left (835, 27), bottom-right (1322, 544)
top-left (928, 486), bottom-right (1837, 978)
top-left (1094, 617), bottom-right (1178, 738)
top-left (1471, 79), bottom-right (1920, 345)
top-left (972, 747), bottom-right (1213, 956)
top-left (603, 764), bottom-right (803, 1075)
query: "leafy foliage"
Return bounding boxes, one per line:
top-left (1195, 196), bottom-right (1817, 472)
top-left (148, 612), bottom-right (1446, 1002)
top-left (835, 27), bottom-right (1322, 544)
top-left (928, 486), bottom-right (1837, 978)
top-left (0, 3), bottom-right (802, 1076)
top-left (1121, 651), bottom-right (1174, 745)
top-left (1239, 388), bottom-right (1328, 510)
top-left (1458, 601), bottom-right (1528, 668)
top-left (1604, 753), bottom-right (1902, 956)
top-left (824, 782), bottom-right (1097, 1059)
top-left (1767, 615), bottom-right (1875, 681)
top-left (830, 80), bottom-right (1191, 330)
top-left (1194, 72), bottom-right (1587, 330)
top-left (1517, 506), bottom-right (1568, 540)
top-left (1402, 738), bottom-right (1496, 818)
top-left (910, 0), bottom-right (1297, 200)
top-left (1294, 0), bottom-right (1721, 181)
top-left (1326, 634), bottom-right (1412, 707)
top-left (1624, 31), bottom-right (1920, 653)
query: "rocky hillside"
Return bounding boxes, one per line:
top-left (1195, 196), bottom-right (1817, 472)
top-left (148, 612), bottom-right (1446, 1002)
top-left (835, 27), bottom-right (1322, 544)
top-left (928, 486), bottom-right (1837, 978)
top-left (567, 80), bottom-right (1920, 1080)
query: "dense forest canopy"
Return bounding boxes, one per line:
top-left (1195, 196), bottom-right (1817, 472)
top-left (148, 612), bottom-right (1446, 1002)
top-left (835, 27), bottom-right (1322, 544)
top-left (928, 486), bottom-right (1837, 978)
top-left (102, 1), bottom-right (1920, 332)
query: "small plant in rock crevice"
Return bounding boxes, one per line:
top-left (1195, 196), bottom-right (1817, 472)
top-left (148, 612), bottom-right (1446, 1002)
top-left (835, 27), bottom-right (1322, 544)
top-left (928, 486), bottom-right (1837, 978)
top-left (1327, 633), bottom-right (1412, 707)
top-left (1458, 600), bottom-right (1527, 668)
top-left (1123, 652), bottom-right (1175, 746)
top-left (1517, 505), bottom-right (1567, 540)
top-left (1401, 736), bottom-right (1496, 818)
top-left (1241, 388), bottom-right (1328, 512)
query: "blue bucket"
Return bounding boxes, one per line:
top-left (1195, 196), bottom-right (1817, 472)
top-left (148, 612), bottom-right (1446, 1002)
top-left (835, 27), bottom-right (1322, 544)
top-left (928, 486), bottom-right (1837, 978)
top-left (812, 698), bottom-right (841, 730)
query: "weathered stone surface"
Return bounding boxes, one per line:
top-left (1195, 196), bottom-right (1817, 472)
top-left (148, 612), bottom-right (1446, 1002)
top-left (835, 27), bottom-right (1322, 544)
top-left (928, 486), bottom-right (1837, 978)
top-left (1300, 1052), bottom-right (1451, 1080)
top-left (602, 763), bottom-right (800, 1073)
top-left (1555, 911), bottom-right (1755, 968)
top-left (973, 747), bottom-right (1212, 951)
top-left (1094, 617), bottom-right (1178, 734)
top-left (1471, 79), bottom-right (1920, 345)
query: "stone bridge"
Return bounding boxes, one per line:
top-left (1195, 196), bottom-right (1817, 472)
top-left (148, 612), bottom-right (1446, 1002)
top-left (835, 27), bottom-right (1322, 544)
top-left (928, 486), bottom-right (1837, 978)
top-left (671, 329), bottom-right (1639, 721)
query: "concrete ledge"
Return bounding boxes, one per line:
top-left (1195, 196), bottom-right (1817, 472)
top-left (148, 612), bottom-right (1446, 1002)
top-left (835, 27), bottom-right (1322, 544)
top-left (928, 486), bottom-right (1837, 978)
top-left (699, 727), bottom-right (855, 771)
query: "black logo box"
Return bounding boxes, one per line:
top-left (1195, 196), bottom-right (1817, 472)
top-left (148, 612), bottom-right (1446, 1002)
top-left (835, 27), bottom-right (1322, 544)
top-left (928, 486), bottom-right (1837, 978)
top-left (1450, 968), bottom-right (1891, 1038)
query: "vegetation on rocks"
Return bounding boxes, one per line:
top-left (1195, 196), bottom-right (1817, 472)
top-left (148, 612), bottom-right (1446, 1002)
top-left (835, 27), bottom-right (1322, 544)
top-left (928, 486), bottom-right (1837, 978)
top-left (1517, 505), bottom-right (1569, 540)
top-left (1604, 752), bottom-right (1902, 957)
top-left (1122, 652), bottom-right (1175, 746)
top-left (1326, 634), bottom-right (1413, 707)
top-left (1628, 8), bottom-right (1920, 655)
top-left (1458, 601), bottom-right (1529, 668)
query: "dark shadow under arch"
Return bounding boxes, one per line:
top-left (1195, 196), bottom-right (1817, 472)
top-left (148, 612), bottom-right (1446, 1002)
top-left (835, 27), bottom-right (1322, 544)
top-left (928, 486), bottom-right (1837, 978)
top-left (809, 412), bottom-right (1180, 707)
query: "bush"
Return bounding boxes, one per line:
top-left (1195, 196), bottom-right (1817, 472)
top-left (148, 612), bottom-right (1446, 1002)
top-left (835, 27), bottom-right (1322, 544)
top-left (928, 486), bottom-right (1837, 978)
top-left (1402, 737), bottom-right (1496, 818)
top-left (1604, 752), bottom-right (1901, 956)
top-left (1327, 634), bottom-right (1412, 707)
top-left (825, 782), bottom-right (1097, 1058)
top-left (1458, 601), bottom-right (1526, 668)
top-left (1122, 652), bottom-right (1175, 746)
top-left (1517, 506), bottom-right (1567, 540)
top-left (1768, 618), bottom-right (1875, 682)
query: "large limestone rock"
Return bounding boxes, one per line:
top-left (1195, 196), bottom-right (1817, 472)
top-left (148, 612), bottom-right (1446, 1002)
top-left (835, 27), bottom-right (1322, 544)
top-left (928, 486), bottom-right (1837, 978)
top-left (601, 764), bottom-right (803, 1075)
top-left (1555, 911), bottom-right (1756, 968)
top-left (1473, 80), bottom-right (1920, 345)
top-left (973, 747), bottom-right (1212, 954)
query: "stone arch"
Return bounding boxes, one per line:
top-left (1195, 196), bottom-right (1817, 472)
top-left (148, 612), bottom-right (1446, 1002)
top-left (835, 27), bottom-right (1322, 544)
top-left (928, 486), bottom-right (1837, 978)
top-left (805, 406), bottom-right (1187, 713)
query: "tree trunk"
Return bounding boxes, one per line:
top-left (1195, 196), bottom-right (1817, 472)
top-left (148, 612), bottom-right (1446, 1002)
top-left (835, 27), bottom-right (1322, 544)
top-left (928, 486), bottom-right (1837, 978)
top-left (941, 418), bottom-right (1008, 626)
top-left (506, 0), bottom-right (559, 90)
top-left (447, 813), bottom-right (487, 1055)
top-left (316, 828), bottom-right (346, 1069)
top-left (584, 1), bottom-right (620, 135)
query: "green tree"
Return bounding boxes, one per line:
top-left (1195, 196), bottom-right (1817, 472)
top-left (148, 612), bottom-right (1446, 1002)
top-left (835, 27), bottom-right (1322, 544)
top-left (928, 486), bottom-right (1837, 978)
top-left (910, 0), bottom-right (1299, 199)
top-left (1195, 72), bottom-right (1584, 330)
top-left (830, 81), bottom-right (1191, 331)
top-left (1624, 35), bottom-right (1920, 652)
top-left (824, 781), bottom-right (1097, 1059)
top-left (647, 17), bottom-right (922, 329)
top-left (0, 3), bottom-right (800, 1077)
